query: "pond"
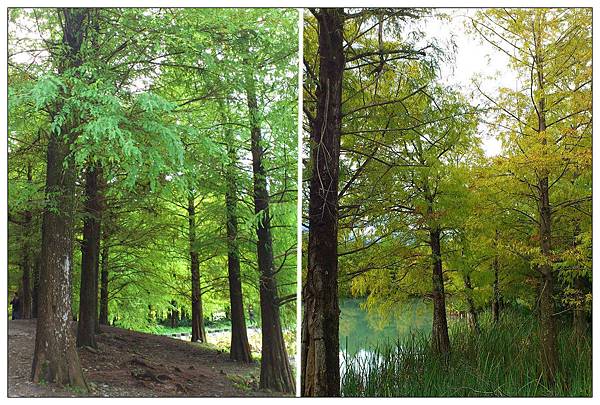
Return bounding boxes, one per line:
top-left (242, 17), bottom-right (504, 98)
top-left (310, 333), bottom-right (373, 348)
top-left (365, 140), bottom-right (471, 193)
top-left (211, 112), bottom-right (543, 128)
top-left (339, 298), bottom-right (432, 360)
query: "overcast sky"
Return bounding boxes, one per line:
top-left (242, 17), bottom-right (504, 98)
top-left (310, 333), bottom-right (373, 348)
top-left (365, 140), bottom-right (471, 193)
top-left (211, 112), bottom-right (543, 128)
top-left (418, 9), bottom-right (518, 157)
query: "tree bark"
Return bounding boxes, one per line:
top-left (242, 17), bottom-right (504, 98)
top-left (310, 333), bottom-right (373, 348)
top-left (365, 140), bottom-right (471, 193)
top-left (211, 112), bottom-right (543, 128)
top-left (301, 8), bottom-right (344, 397)
top-left (31, 8), bottom-right (89, 390)
top-left (99, 234), bottom-right (109, 325)
top-left (170, 300), bottom-right (179, 328)
top-left (430, 228), bottom-right (451, 355)
top-left (246, 75), bottom-right (294, 394)
top-left (77, 164), bottom-right (102, 348)
top-left (94, 241), bottom-right (100, 332)
top-left (19, 163), bottom-right (34, 319)
top-left (533, 15), bottom-right (559, 384)
top-left (188, 193), bottom-right (207, 343)
top-left (537, 114), bottom-right (559, 387)
top-left (225, 132), bottom-right (252, 363)
top-left (32, 252), bottom-right (40, 318)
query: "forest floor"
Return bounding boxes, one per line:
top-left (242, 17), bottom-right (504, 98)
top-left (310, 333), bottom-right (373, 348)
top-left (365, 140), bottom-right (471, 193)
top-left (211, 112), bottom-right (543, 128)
top-left (8, 319), bottom-right (277, 397)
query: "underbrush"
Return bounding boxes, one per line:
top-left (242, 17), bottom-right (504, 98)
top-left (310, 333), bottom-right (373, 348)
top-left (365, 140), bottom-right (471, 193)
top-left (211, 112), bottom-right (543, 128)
top-left (341, 310), bottom-right (591, 397)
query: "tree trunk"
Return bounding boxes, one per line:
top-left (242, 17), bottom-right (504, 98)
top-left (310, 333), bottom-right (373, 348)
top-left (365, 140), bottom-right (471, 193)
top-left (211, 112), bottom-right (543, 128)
top-left (94, 243), bottom-right (100, 332)
top-left (20, 163), bottom-right (34, 319)
top-left (32, 252), bottom-right (40, 318)
top-left (463, 274), bottom-right (480, 334)
top-left (225, 133), bottom-right (252, 363)
top-left (247, 75), bottom-right (294, 394)
top-left (430, 228), bottom-right (450, 355)
top-left (170, 300), bottom-right (179, 328)
top-left (537, 137), bottom-right (559, 386)
top-left (301, 8), bottom-right (344, 397)
top-left (492, 230), bottom-right (501, 324)
top-left (533, 17), bottom-right (559, 384)
top-left (94, 170), bottom-right (105, 332)
top-left (99, 235), bottom-right (109, 325)
top-left (31, 8), bottom-right (88, 390)
top-left (188, 193), bottom-right (207, 343)
top-left (77, 164), bottom-right (102, 348)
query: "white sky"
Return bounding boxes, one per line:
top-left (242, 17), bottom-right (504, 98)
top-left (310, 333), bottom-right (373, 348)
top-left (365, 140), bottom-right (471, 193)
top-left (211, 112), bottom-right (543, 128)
top-left (419, 9), bottom-right (517, 157)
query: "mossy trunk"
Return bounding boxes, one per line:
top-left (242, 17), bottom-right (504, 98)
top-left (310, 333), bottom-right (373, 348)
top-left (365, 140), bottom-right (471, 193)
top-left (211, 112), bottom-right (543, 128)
top-left (31, 121), bottom-right (86, 388)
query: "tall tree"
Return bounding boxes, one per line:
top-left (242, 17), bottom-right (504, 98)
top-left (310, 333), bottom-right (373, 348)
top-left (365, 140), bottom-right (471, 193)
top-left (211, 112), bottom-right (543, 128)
top-left (471, 8), bottom-right (592, 384)
top-left (246, 77), bottom-right (294, 394)
top-left (225, 123), bottom-right (252, 363)
top-left (77, 164), bottom-right (103, 347)
top-left (302, 8), bottom-right (345, 397)
top-left (188, 191), bottom-right (207, 343)
top-left (98, 228), bottom-right (110, 325)
top-left (31, 8), bottom-right (89, 389)
top-left (302, 8), bottom-right (430, 395)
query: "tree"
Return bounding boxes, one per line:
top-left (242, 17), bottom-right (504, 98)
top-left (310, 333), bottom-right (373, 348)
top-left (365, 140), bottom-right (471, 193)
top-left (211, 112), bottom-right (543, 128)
top-left (471, 8), bottom-right (592, 384)
top-left (188, 190), bottom-right (208, 343)
top-left (302, 8), bottom-right (345, 396)
top-left (346, 82), bottom-right (480, 355)
top-left (77, 164), bottom-right (103, 348)
top-left (30, 8), bottom-right (89, 389)
top-left (9, 7), bottom-right (298, 394)
top-left (246, 74), bottom-right (294, 394)
top-left (302, 8), bottom-right (430, 395)
top-left (224, 119), bottom-right (252, 363)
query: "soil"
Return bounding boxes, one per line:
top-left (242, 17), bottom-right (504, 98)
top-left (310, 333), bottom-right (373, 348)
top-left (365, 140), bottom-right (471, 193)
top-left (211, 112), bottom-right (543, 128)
top-left (8, 319), bottom-right (282, 397)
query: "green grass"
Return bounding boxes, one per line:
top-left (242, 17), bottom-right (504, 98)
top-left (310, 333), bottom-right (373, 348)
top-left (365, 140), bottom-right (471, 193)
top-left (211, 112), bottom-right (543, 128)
top-left (341, 310), bottom-right (591, 397)
top-left (151, 319), bottom-right (235, 336)
top-left (152, 325), bottom-right (192, 335)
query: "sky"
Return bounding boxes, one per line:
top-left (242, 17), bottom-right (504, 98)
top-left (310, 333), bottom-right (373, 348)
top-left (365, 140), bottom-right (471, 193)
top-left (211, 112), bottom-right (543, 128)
top-left (418, 9), bottom-right (518, 157)
top-left (9, 8), bottom-right (514, 157)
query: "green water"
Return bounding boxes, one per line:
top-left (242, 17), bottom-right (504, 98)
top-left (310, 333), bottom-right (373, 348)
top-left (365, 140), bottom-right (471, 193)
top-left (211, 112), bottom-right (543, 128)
top-left (339, 298), bottom-right (432, 356)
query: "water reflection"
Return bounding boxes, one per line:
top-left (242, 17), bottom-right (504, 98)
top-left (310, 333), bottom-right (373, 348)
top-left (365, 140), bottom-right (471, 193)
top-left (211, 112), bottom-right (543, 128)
top-left (340, 348), bottom-right (380, 376)
top-left (339, 298), bottom-right (432, 358)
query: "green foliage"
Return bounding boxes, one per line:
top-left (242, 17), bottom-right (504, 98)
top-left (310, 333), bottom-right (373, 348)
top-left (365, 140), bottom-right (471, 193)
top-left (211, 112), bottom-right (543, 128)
top-left (303, 8), bottom-right (592, 397)
top-left (30, 74), bottom-right (65, 110)
top-left (326, 8), bottom-right (592, 348)
top-left (8, 8), bottom-right (298, 357)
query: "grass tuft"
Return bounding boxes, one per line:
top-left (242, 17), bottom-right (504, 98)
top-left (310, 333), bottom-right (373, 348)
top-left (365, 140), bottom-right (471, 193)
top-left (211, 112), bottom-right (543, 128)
top-left (341, 309), bottom-right (591, 397)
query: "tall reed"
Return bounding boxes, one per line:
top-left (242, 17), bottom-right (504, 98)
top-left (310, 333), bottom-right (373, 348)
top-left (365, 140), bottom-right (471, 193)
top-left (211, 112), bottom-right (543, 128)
top-left (341, 309), bottom-right (591, 397)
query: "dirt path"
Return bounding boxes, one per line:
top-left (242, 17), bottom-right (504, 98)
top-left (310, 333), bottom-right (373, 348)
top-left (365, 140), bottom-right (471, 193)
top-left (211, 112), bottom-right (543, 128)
top-left (8, 319), bottom-right (276, 397)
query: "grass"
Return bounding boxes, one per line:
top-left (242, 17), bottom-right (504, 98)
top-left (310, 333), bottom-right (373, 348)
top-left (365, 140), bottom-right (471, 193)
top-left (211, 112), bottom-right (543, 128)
top-left (151, 319), bottom-right (236, 335)
top-left (341, 309), bottom-right (591, 397)
top-left (152, 323), bottom-right (297, 358)
top-left (152, 325), bottom-right (192, 335)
